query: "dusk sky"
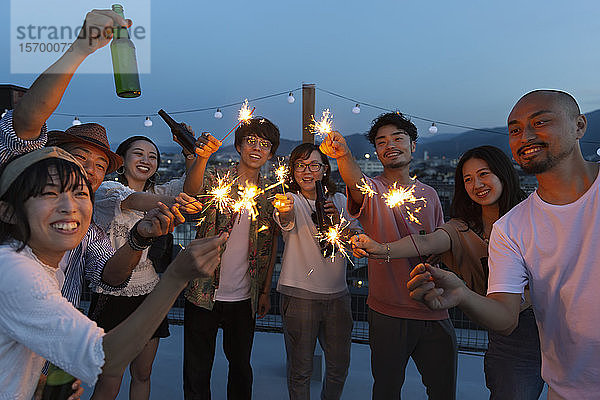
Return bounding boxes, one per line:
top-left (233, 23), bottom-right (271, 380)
top-left (2, 0), bottom-right (600, 147)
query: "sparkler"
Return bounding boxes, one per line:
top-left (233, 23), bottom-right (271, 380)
top-left (356, 178), bottom-right (377, 198)
top-left (205, 172), bottom-right (237, 213)
top-left (232, 182), bottom-right (261, 221)
top-left (315, 211), bottom-right (355, 266)
top-left (273, 158), bottom-right (288, 194)
top-left (309, 109), bottom-right (334, 141)
top-left (221, 99), bottom-right (256, 141)
top-left (381, 181), bottom-right (427, 262)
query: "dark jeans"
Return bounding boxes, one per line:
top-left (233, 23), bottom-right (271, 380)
top-left (281, 293), bottom-right (353, 400)
top-left (485, 307), bottom-right (544, 400)
top-left (368, 308), bottom-right (457, 400)
top-left (183, 299), bottom-right (255, 400)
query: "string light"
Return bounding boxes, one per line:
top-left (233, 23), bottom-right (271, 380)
top-left (214, 108), bottom-right (223, 119)
top-left (287, 92), bottom-right (295, 104)
top-left (144, 116), bottom-right (153, 127)
top-left (48, 86), bottom-right (600, 146)
top-left (72, 117), bottom-right (81, 126)
top-left (428, 122), bottom-right (438, 134)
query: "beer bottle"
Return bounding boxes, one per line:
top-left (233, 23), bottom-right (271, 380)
top-left (110, 4), bottom-right (141, 98)
top-left (157, 109), bottom-right (197, 155)
top-left (42, 364), bottom-right (76, 400)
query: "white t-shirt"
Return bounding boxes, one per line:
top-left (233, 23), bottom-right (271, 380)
top-left (215, 210), bottom-right (251, 301)
top-left (0, 243), bottom-right (105, 399)
top-left (275, 192), bottom-right (359, 295)
top-left (488, 170), bottom-right (600, 399)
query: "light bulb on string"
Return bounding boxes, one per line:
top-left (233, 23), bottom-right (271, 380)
top-left (428, 122), bottom-right (438, 134)
top-left (214, 109), bottom-right (223, 119)
top-left (72, 117), bottom-right (81, 126)
top-left (352, 104), bottom-right (361, 114)
top-left (596, 148), bottom-right (600, 157)
top-left (287, 92), bottom-right (295, 104)
top-left (144, 116), bottom-right (153, 127)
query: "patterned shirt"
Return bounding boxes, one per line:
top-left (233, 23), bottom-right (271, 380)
top-left (0, 110), bottom-right (126, 309)
top-left (185, 165), bottom-right (278, 312)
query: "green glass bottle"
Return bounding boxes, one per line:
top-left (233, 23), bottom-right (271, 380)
top-left (110, 4), bottom-right (141, 98)
top-left (42, 364), bottom-right (75, 400)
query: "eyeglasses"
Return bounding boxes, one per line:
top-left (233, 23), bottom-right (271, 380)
top-left (294, 161), bottom-right (324, 172)
top-left (244, 136), bottom-right (272, 151)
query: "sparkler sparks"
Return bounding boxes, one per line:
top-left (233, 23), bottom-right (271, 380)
top-left (381, 182), bottom-right (427, 224)
top-left (221, 99), bottom-right (256, 141)
top-left (315, 211), bottom-right (354, 266)
top-left (205, 172), bottom-right (237, 213)
top-left (232, 182), bottom-right (261, 221)
top-left (309, 109), bottom-right (334, 140)
top-left (274, 158), bottom-right (288, 194)
top-left (356, 178), bottom-right (377, 198)
top-left (238, 99), bottom-right (253, 123)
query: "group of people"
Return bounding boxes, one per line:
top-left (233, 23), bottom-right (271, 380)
top-left (0, 7), bottom-right (598, 400)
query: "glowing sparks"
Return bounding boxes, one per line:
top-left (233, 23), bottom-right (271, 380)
top-left (238, 99), bottom-right (253, 124)
top-left (274, 158), bottom-right (288, 194)
top-left (356, 178), bottom-right (377, 198)
top-left (381, 182), bottom-right (427, 224)
top-left (232, 182), bottom-right (261, 221)
top-left (205, 172), bottom-right (237, 213)
top-left (257, 225), bottom-right (269, 233)
top-left (310, 109), bottom-right (333, 140)
top-left (315, 211), bottom-right (354, 266)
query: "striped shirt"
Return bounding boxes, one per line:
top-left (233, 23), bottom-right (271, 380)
top-left (0, 110), bottom-right (127, 308)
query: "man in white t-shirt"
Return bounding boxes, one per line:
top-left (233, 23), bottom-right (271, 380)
top-left (407, 89), bottom-right (600, 399)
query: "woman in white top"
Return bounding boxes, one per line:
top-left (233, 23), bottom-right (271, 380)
top-left (89, 135), bottom-right (200, 399)
top-left (0, 147), bottom-right (225, 400)
top-left (272, 143), bottom-right (360, 400)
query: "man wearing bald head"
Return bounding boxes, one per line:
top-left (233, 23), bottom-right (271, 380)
top-left (407, 90), bottom-right (600, 399)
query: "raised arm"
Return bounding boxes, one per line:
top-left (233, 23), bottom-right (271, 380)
top-left (319, 131), bottom-right (364, 205)
top-left (407, 263), bottom-right (521, 335)
top-left (352, 229), bottom-right (451, 259)
top-left (12, 10), bottom-right (130, 140)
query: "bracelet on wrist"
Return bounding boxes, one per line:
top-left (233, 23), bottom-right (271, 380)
top-left (385, 243), bottom-right (391, 263)
top-left (128, 221), bottom-right (155, 251)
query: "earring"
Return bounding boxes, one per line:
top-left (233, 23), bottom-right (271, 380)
top-left (116, 166), bottom-right (125, 175)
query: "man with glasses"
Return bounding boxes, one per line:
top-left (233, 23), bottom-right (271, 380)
top-left (182, 117), bottom-right (280, 400)
top-left (320, 112), bottom-right (456, 399)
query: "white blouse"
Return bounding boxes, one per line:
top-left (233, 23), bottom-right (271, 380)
top-left (0, 243), bottom-right (104, 399)
top-left (93, 177), bottom-right (184, 296)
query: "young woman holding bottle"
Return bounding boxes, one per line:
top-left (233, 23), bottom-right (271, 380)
top-left (351, 145), bottom-right (544, 400)
top-left (272, 143), bottom-right (360, 400)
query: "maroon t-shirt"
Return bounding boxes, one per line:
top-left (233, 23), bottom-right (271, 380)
top-left (348, 175), bottom-right (448, 320)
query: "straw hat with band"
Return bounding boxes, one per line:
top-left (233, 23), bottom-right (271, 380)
top-left (47, 123), bottom-right (123, 174)
top-left (0, 147), bottom-right (87, 198)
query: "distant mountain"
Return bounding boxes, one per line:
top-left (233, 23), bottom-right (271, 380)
top-left (145, 109), bottom-right (600, 160)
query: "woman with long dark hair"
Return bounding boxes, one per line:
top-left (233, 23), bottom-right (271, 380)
top-left (272, 143), bottom-right (360, 399)
top-left (89, 135), bottom-right (200, 400)
top-left (352, 145), bottom-right (544, 399)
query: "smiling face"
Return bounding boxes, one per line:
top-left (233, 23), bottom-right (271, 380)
top-left (462, 158), bottom-right (503, 207)
top-left (293, 150), bottom-right (328, 198)
top-left (123, 140), bottom-right (159, 188)
top-left (374, 124), bottom-right (416, 170)
top-left (64, 143), bottom-right (109, 192)
top-left (236, 135), bottom-right (273, 171)
top-left (507, 91), bottom-right (586, 174)
top-left (24, 168), bottom-right (92, 267)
